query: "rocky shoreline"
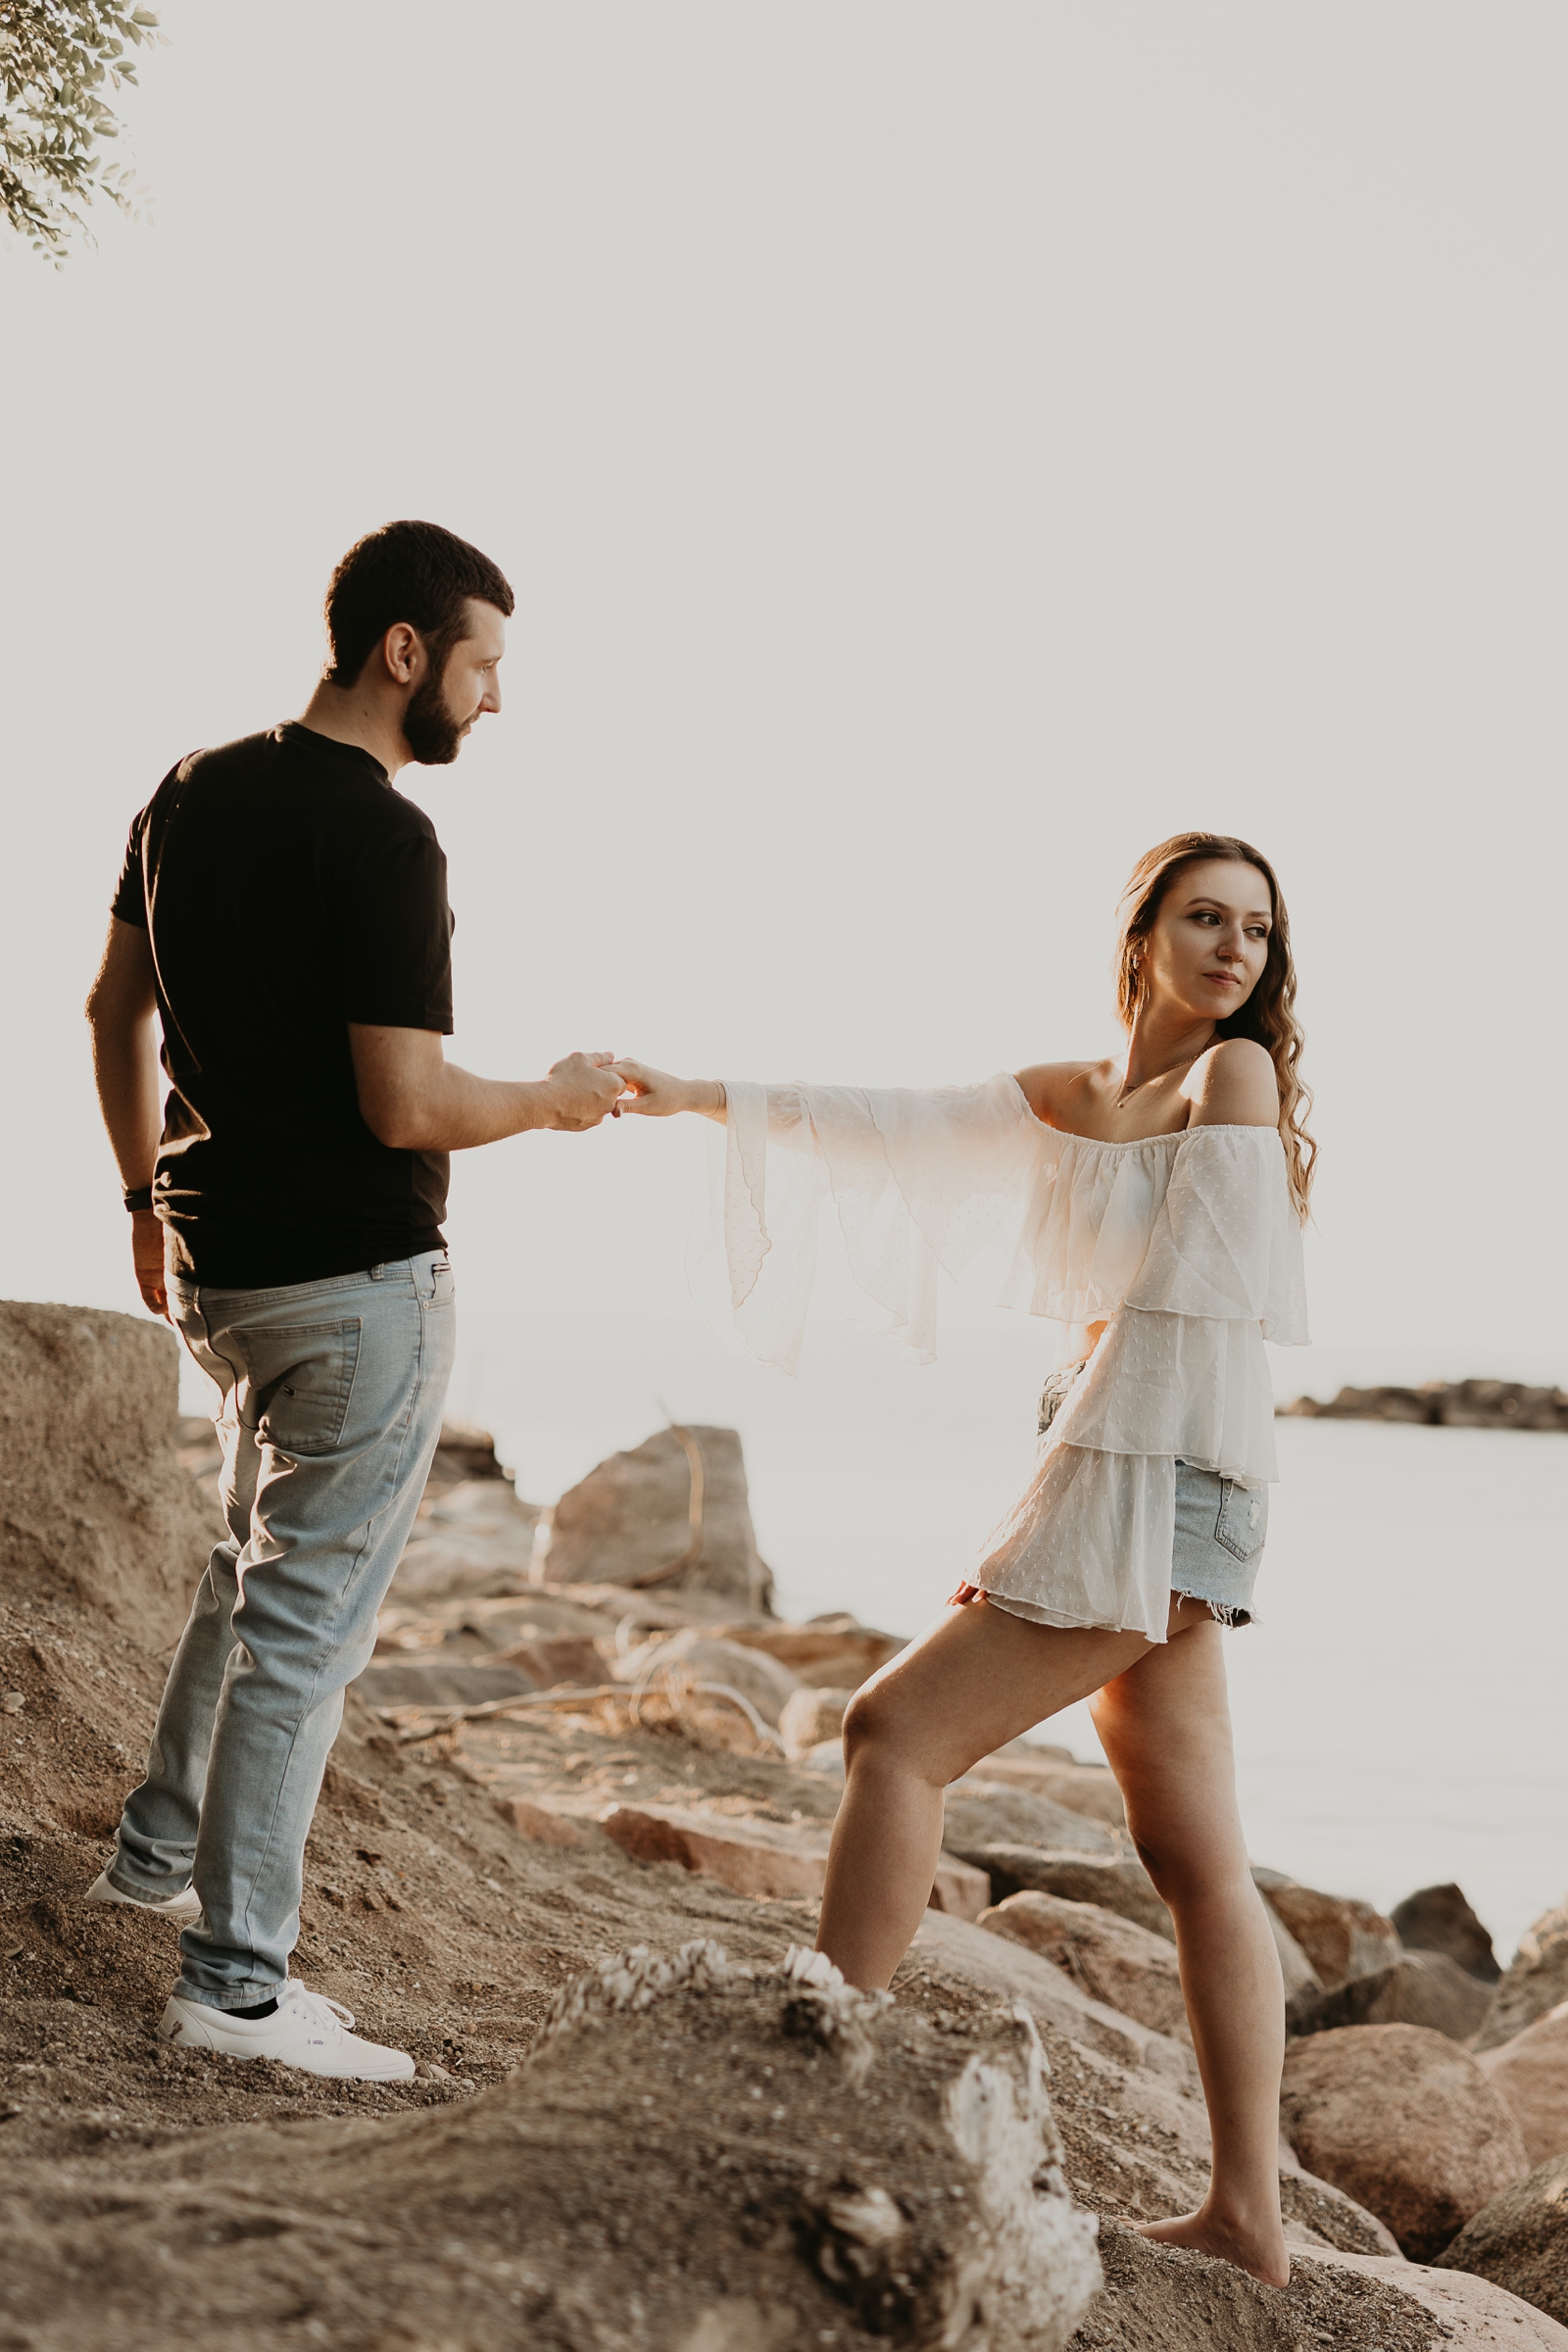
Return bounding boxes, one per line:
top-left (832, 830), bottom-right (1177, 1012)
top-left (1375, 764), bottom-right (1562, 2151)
top-left (1279, 1379), bottom-right (1568, 1431)
top-left (2, 1298), bottom-right (1566, 2348)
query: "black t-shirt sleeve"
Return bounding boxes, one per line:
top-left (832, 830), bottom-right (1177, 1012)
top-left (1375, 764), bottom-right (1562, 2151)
top-left (340, 829), bottom-right (455, 1034)
top-left (111, 806), bottom-right (150, 929)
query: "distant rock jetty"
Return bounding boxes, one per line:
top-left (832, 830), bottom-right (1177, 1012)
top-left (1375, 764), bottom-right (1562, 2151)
top-left (1279, 1379), bottom-right (1568, 1432)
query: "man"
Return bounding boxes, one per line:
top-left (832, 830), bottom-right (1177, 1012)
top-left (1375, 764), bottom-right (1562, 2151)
top-left (84, 519), bottom-right (623, 2082)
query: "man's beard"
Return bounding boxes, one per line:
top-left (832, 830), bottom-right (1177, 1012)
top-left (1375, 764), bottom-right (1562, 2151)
top-left (401, 666), bottom-right (468, 766)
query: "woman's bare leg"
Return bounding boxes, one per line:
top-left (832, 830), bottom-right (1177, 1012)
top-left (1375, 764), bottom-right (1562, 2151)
top-left (1090, 1610), bottom-right (1289, 2287)
top-left (816, 1598), bottom-right (1152, 1990)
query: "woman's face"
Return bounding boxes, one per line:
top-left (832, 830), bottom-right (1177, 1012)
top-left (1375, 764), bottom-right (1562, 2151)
top-left (1138, 858), bottom-right (1273, 1024)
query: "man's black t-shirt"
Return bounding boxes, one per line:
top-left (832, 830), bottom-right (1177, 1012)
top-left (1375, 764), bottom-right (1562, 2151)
top-left (113, 723), bottom-right (455, 1289)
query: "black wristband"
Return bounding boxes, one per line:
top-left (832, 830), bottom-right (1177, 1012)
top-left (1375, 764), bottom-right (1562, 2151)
top-left (122, 1187), bottom-right (154, 1214)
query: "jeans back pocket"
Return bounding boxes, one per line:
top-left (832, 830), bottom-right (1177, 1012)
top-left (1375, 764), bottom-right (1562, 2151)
top-left (235, 1319), bottom-right (363, 1457)
top-left (1214, 1477), bottom-right (1268, 1562)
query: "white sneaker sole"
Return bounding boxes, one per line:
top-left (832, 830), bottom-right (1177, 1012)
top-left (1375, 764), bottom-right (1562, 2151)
top-left (158, 1995), bottom-right (416, 2083)
top-left (83, 1870), bottom-right (203, 1925)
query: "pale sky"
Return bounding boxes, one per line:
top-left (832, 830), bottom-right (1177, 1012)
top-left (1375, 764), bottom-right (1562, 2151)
top-left (5, 2), bottom-right (1565, 1384)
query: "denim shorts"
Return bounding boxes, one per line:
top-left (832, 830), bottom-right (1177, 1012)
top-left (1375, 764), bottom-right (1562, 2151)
top-left (1035, 1359), bottom-right (1267, 1628)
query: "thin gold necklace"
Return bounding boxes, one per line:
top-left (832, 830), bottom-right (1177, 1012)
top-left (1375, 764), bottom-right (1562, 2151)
top-left (1114, 1057), bottom-right (1194, 1112)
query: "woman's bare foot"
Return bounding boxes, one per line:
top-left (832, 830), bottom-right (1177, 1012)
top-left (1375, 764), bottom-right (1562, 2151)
top-left (1127, 2208), bottom-right (1291, 2288)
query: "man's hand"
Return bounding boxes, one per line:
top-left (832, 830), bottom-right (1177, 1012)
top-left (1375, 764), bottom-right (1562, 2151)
top-left (535, 1052), bottom-right (629, 1132)
top-left (611, 1062), bottom-right (726, 1118)
top-left (349, 1028), bottom-right (629, 1148)
top-left (130, 1208), bottom-right (169, 1320)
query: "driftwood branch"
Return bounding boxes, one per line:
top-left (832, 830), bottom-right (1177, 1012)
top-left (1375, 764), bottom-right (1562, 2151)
top-left (376, 1674), bottom-right (782, 1752)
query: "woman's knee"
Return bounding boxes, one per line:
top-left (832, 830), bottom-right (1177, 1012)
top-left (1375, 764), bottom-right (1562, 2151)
top-left (841, 1679), bottom-right (894, 1763)
top-left (841, 1674), bottom-right (937, 1776)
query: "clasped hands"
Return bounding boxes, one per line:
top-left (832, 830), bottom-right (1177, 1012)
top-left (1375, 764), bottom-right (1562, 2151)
top-left (539, 1053), bottom-right (720, 1130)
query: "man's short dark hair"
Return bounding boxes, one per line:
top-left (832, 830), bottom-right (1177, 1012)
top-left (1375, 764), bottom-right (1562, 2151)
top-left (322, 520), bottom-right (515, 688)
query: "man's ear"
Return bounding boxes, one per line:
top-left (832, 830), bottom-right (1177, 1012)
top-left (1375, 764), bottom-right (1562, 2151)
top-left (377, 622), bottom-right (422, 687)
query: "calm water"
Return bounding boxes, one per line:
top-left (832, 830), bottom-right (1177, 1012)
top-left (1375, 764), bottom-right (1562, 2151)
top-left (221, 1299), bottom-right (1568, 1964)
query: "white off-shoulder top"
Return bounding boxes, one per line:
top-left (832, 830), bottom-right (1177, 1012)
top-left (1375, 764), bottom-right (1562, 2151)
top-left (707, 1072), bottom-right (1309, 1642)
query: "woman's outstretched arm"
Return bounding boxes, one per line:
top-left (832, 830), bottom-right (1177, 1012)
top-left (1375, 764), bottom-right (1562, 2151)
top-left (611, 1060), bottom-right (726, 1119)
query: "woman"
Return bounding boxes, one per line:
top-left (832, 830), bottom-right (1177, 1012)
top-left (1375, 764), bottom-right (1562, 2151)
top-left (614, 831), bottom-right (1313, 2287)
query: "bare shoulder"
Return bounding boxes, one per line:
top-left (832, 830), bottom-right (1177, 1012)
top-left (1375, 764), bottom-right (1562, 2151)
top-left (1186, 1038), bottom-right (1279, 1128)
top-left (1013, 1059), bottom-right (1110, 1126)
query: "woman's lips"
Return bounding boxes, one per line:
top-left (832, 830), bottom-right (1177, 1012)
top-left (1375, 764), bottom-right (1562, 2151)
top-left (1203, 970), bottom-right (1244, 989)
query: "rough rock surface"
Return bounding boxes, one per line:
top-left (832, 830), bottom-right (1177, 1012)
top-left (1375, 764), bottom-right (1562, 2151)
top-left (1280, 2024), bottom-right (1530, 2260)
top-left (1478, 1897), bottom-right (1568, 2052)
top-left (1292, 1948), bottom-right (1496, 2043)
top-left (944, 1783), bottom-right (1122, 1865)
top-left (1479, 2002), bottom-right (1568, 2168)
top-left (544, 1424), bottom-right (774, 1607)
top-left (0, 1941), bottom-right (1104, 2352)
top-left (1261, 1882), bottom-right (1401, 1994)
top-left (779, 1686), bottom-right (850, 1756)
top-left (1393, 1882), bottom-right (1503, 1984)
top-left (389, 1474), bottom-right (542, 1602)
top-left (618, 1627), bottom-right (805, 1727)
top-left (963, 1752), bottom-right (1130, 1832)
top-left (1072, 2228), bottom-right (1568, 2350)
top-left (0, 1302), bottom-right (215, 1652)
top-left (1437, 2150), bottom-right (1568, 2327)
top-left (1280, 1378), bottom-right (1568, 1431)
top-left (979, 1892), bottom-right (1190, 2039)
top-left (596, 1800), bottom-right (989, 1921)
top-left (973, 1851), bottom-right (1176, 1941)
top-left (716, 1615), bottom-right (905, 1689)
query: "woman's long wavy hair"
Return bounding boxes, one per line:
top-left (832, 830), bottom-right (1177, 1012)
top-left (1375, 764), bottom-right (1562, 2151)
top-left (1114, 832), bottom-right (1316, 1219)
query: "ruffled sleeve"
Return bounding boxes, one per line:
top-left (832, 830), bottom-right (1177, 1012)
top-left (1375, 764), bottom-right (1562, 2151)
top-left (707, 1074), bottom-right (1045, 1374)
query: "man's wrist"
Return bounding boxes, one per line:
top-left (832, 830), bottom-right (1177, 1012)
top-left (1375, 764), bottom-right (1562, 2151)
top-left (122, 1186), bottom-right (154, 1213)
top-left (517, 1077), bottom-right (554, 1131)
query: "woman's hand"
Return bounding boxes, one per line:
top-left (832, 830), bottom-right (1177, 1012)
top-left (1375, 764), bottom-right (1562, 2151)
top-left (611, 1061), bottom-right (726, 1119)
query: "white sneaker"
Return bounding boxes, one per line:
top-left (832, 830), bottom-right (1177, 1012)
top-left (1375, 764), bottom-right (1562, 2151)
top-left (84, 1869), bottom-right (203, 1925)
top-left (158, 1981), bottom-right (416, 2082)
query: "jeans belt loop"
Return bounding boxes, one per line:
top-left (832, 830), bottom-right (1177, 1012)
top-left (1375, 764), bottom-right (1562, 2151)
top-left (368, 1262), bottom-right (385, 1282)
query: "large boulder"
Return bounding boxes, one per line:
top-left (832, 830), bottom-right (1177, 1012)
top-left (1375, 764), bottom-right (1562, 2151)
top-left (0, 1300), bottom-right (215, 1650)
top-left (972, 1850), bottom-right (1176, 1942)
top-left (1478, 1897), bottom-right (1568, 2052)
top-left (1280, 2023), bottom-right (1529, 2260)
top-left (1436, 2149), bottom-right (1568, 2326)
top-left (959, 1751), bottom-right (1129, 1832)
top-left (1479, 2002), bottom-right (1568, 2168)
top-left (0, 1941), bottom-right (1103, 2351)
top-left (1291, 1949), bottom-right (1496, 2043)
top-left (389, 1476), bottom-right (539, 1601)
top-left (544, 1425), bottom-right (774, 1609)
top-left (978, 1890), bottom-right (1189, 2037)
top-left (943, 1782), bottom-right (1121, 1863)
top-left (1393, 1882), bottom-right (1502, 1984)
top-left (1260, 1880), bottom-right (1402, 1993)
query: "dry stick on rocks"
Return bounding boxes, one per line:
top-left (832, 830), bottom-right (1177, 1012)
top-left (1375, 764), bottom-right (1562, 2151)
top-left (622, 1421), bottom-right (707, 1592)
top-left (379, 1675), bottom-right (784, 1752)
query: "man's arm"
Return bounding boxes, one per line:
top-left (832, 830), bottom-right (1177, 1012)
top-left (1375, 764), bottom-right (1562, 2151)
top-left (348, 1026), bottom-right (626, 1150)
top-left (85, 916), bottom-right (169, 1318)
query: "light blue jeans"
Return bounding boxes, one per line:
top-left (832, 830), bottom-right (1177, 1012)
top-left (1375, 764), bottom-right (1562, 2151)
top-left (112, 1251), bottom-right (456, 2008)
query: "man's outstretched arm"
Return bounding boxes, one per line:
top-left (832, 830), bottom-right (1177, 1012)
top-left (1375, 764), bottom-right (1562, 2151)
top-left (348, 1026), bottom-right (625, 1150)
top-left (85, 916), bottom-right (169, 1318)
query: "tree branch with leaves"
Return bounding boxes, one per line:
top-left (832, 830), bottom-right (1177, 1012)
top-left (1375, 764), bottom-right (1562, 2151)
top-left (1, 1), bottom-right (164, 262)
